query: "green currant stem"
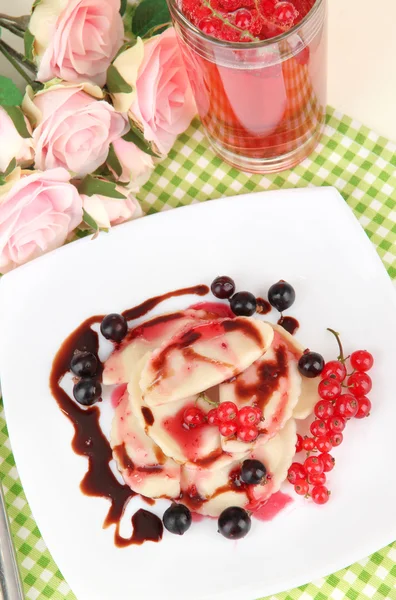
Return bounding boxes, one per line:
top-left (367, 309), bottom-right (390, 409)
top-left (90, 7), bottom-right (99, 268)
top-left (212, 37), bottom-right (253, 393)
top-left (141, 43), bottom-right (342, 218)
top-left (0, 40), bottom-right (33, 84)
top-left (327, 328), bottom-right (346, 363)
top-left (199, 392), bottom-right (218, 407)
top-left (201, 0), bottom-right (259, 41)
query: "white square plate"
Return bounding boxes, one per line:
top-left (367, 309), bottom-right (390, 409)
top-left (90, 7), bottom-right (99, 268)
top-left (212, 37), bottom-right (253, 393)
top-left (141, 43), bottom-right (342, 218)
top-left (1, 187), bottom-right (396, 600)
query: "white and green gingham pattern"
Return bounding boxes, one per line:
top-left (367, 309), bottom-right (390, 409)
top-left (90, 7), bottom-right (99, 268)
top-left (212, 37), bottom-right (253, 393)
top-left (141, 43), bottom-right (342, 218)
top-left (0, 107), bottom-right (395, 600)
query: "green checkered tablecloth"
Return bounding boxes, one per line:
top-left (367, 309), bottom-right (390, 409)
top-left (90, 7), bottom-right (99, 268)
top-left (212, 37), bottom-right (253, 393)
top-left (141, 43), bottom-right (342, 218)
top-left (0, 106), bottom-right (395, 600)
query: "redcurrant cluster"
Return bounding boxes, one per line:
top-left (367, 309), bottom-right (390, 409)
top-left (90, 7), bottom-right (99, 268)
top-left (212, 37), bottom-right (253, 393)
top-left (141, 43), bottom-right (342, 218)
top-left (183, 402), bottom-right (262, 442)
top-left (288, 330), bottom-right (374, 505)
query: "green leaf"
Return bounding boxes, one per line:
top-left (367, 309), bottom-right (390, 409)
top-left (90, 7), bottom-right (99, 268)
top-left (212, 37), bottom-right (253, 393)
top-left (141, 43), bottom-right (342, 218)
top-left (3, 106), bottom-right (30, 138)
top-left (0, 76), bottom-right (23, 107)
top-left (120, 0), bottom-right (127, 15)
top-left (74, 228), bottom-right (93, 239)
top-left (106, 144), bottom-right (123, 178)
top-left (123, 119), bottom-right (162, 158)
top-left (124, 3), bottom-right (138, 35)
top-left (131, 0), bottom-right (171, 38)
top-left (82, 209), bottom-right (99, 232)
top-left (106, 64), bottom-right (133, 94)
top-left (32, 0), bottom-right (42, 7)
top-left (79, 174), bottom-right (126, 199)
top-left (4, 158), bottom-right (16, 177)
top-left (24, 28), bottom-right (35, 61)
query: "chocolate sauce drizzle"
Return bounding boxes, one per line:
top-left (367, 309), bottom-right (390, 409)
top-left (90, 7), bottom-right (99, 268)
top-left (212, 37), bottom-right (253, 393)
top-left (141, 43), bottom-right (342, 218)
top-left (49, 284), bottom-right (209, 547)
top-left (277, 316), bottom-right (299, 335)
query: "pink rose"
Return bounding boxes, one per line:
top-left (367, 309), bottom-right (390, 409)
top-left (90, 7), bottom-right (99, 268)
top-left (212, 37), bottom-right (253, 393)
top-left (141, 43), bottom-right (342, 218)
top-left (112, 29), bottom-right (196, 155)
top-left (81, 185), bottom-right (142, 229)
top-left (29, 0), bottom-right (124, 86)
top-left (23, 83), bottom-right (128, 178)
top-left (110, 138), bottom-right (154, 191)
top-left (0, 168), bottom-right (82, 273)
top-left (0, 107), bottom-right (34, 172)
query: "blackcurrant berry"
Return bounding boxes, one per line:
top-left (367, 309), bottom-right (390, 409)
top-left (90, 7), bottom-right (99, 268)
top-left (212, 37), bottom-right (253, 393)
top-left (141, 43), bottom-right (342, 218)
top-left (230, 292), bottom-right (256, 316)
top-left (73, 378), bottom-right (102, 406)
top-left (70, 351), bottom-right (98, 377)
top-left (211, 276), bottom-right (235, 299)
top-left (100, 313), bottom-right (128, 342)
top-left (163, 504), bottom-right (192, 535)
top-left (298, 351), bottom-right (325, 378)
top-left (268, 280), bottom-right (295, 312)
top-left (218, 506), bottom-right (251, 540)
top-left (240, 459), bottom-right (267, 485)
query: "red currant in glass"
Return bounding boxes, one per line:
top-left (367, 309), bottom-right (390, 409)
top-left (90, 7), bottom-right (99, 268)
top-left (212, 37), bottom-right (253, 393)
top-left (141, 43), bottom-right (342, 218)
top-left (183, 407), bottom-right (206, 428)
top-left (318, 378), bottom-right (341, 401)
top-left (315, 436), bottom-right (332, 453)
top-left (327, 416), bottom-right (346, 433)
top-left (321, 360), bottom-right (347, 382)
top-left (347, 372), bottom-right (372, 397)
top-left (312, 485), bottom-right (330, 505)
top-left (314, 400), bottom-right (334, 420)
top-left (355, 396), bottom-right (372, 418)
top-left (302, 437), bottom-right (315, 452)
top-left (287, 462), bottom-right (306, 484)
top-left (308, 472), bottom-right (326, 486)
top-left (310, 419), bottom-right (328, 437)
top-left (334, 394), bottom-right (358, 419)
top-left (237, 406), bottom-right (261, 426)
top-left (328, 432), bottom-right (343, 447)
top-left (295, 434), bottom-right (303, 453)
top-left (350, 350), bottom-right (374, 372)
top-left (219, 422), bottom-right (238, 437)
top-left (319, 452), bottom-right (335, 472)
top-left (294, 479), bottom-right (309, 495)
top-left (218, 402), bottom-right (238, 422)
top-left (304, 456), bottom-right (324, 476)
top-left (237, 425), bottom-right (259, 442)
top-left (207, 408), bottom-right (219, 426)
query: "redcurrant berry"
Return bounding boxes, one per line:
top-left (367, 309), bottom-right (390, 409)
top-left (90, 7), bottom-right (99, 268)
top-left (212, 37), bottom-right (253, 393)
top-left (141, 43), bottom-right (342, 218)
top-left (304, 456), bottom-right (324, 476)
top-left (302, 437), bottom-right (316, 452)
top-left (294, 479), bottom-right (309, 495)
top-left (237, 425), bottom-right (259, 442)
top-left (310, 419), bottom-right (328, 437)
top-left (219, 422), bottom-right (238, 437)
top-left (328, 432), bottom-right (343, 447)
top-left (347, 372), bottom-right (372, 397)
top-left (311, 485), bottom-right (330, 505)
top-left (237, 406), bottom-right (261, 426)
top-left (327, 416), bottom-right (346, 433)
top-left (308, 472), bottom-right (326, 485)
top-left (207, 408), bottom-right (219, 425)
top-left (318, 378), bottom-right (342, 401)
top-left (355, 396), bottom-right (372, 418)
top-left (314, 399), bottom-right (334, 420)
top-left (319, 452), bottom-right (335, 472)
top-left (274, 1), bottom-right (298, 25)
top-left (321, 360), bottom-right (347, 382)
top-left (183, 407), bottom-right (206, 428)
top-left (295, 434), bottom-right (303, 453)
top-left (315, 436), bottom-right (332, 453)
top-left (287, 462), bottom-right (306, 484)
top-left (334, 394), bottom-right (358, 419)
top-left (218, 402), bottom-right (238, 423)
top-left (350, 350), bottom-right (374, 372)
top-left (235, 8), bottom-right (252, 28)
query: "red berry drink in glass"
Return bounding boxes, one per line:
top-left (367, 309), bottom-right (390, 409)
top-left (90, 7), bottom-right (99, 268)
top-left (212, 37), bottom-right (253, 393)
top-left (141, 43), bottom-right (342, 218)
top-left (167, 0), bottom-right (327, 173)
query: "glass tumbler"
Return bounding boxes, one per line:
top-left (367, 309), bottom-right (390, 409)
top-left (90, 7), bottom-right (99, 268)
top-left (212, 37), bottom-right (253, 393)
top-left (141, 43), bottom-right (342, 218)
top-left (167, 0), bottom-right (327, 173)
